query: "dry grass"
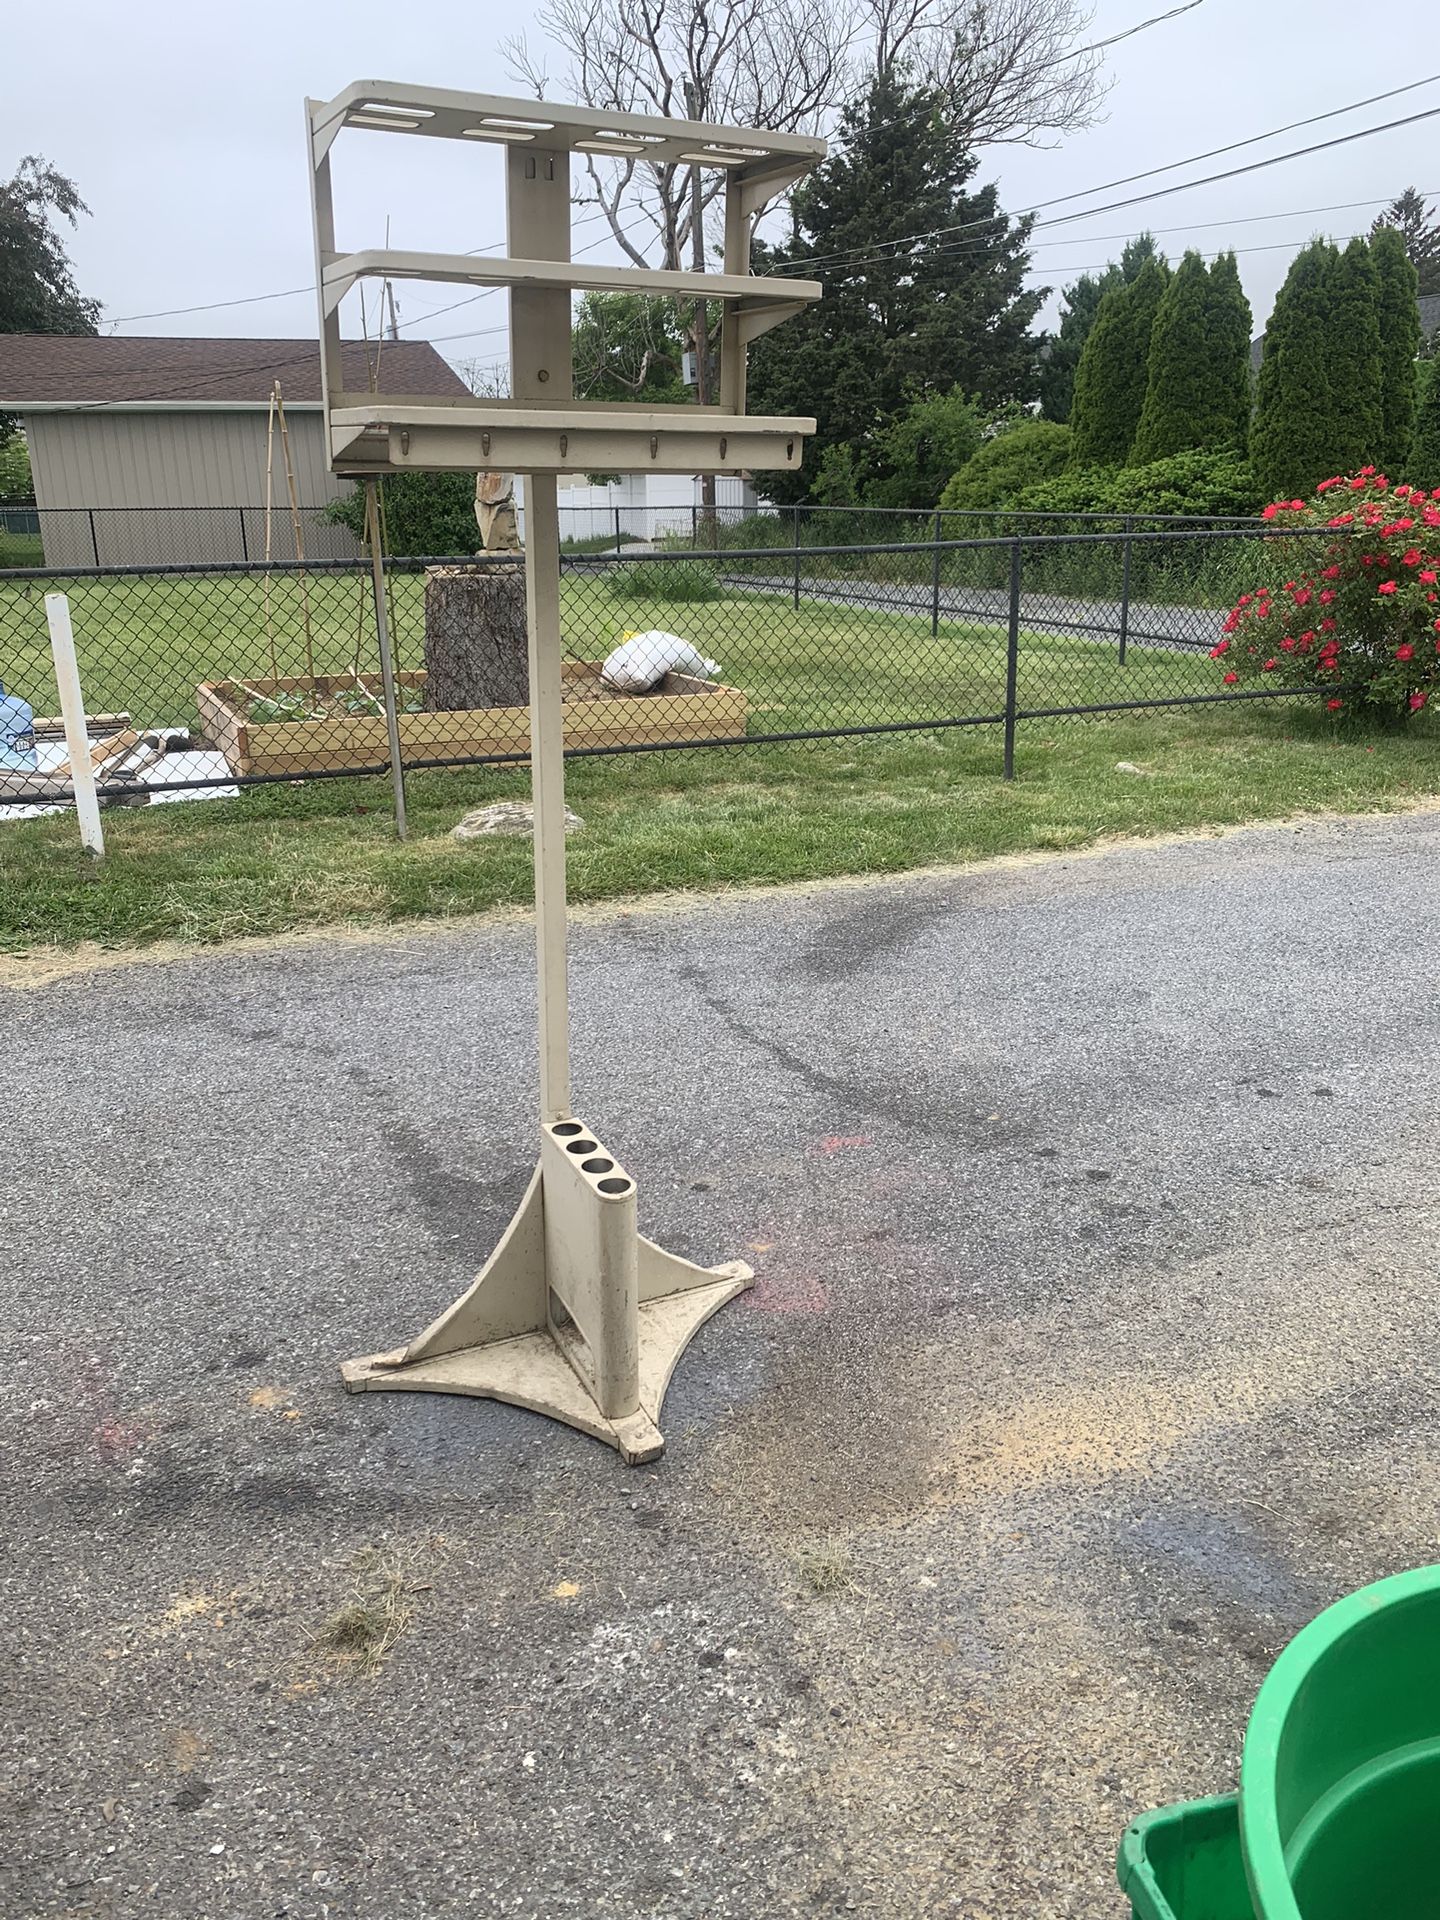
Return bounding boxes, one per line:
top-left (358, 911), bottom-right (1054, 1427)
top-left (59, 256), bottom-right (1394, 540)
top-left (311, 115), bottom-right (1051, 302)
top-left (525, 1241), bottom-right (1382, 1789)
top-left (792, 1541), bottom-right (859, 1596)
top-left (312, 1547), bottom-right (425, 1675)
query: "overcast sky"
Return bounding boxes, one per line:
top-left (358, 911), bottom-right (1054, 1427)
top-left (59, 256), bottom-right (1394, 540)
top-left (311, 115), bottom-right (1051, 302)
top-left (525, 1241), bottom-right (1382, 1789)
top-left (8, 0), bottom-right (1436, 378)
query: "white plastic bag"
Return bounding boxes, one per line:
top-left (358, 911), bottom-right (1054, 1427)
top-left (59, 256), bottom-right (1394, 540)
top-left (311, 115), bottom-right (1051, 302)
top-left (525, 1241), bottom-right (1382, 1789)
top-left (600, 630), bottom-right (721, 692)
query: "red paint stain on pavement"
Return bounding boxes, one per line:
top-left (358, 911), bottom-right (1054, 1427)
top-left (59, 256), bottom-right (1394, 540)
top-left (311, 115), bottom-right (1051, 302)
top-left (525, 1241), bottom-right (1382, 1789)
top-left (816, 1134), bottom-right (872, 1156)
top-left (745, 1269), bottom-right (829, 1315)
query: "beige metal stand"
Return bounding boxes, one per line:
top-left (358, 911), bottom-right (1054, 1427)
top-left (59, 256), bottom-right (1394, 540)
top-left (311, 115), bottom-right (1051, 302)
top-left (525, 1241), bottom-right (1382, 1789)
top-left (311, 81), bottom-right (823, 1459)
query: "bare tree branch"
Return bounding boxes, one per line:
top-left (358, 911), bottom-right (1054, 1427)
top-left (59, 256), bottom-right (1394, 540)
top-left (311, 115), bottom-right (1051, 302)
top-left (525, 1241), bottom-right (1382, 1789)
top-left (507, 0), bottom-right (855, 268)
top-left (861, 0), bottom-right (1108, 149)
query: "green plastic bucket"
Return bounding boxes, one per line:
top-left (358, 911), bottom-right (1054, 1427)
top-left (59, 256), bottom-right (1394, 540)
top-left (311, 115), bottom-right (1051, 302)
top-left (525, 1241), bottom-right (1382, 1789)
top-left (1116, 1565), bottom-right (1440, 1919)
top-left (1117, 1795), bottom-right (1251, 1920)
top-left (1241, 1563), bottom-right (1440, 1919)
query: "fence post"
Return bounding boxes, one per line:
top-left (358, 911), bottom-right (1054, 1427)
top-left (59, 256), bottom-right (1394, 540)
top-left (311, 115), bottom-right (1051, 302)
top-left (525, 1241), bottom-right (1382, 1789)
top-left (614, 504), bottom-right (622, 554)
top-left (1003, 538), bottom-right (1021, 782)
top-left (238, 507), bottom-right (249, 564)
top-left (88, 509), bottom-right (99, 568)
top-left (1118, 514), bottom-right (1133, 666)
top-left (43, 593), bottom-right (104, 859)
top-left (363, 479), bottom-right (408, 842)
top-left (931, 509), bottom-right (943, 638)
top-left (792, 504), bottom-right (802, 612)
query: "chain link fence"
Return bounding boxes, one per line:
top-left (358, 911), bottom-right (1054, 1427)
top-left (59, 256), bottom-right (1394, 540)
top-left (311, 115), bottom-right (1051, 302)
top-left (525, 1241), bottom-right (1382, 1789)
top-left (0, 522), bottom-right (1338, 815)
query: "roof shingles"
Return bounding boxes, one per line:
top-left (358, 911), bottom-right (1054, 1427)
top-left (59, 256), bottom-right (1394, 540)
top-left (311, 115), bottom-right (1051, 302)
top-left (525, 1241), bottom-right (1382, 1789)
top-left (0, 334), bottom-right (471, 407)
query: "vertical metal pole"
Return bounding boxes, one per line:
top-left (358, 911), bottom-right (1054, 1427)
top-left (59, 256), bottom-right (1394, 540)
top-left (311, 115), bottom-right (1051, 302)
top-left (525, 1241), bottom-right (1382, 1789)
top-left (1003, 538), bottom-right (1021, 782)
top-left (792, 504), bottom-right (802, 612)
top-left (238, 507), bottom-right (249, 564)
top-left (363, 479), bottom-right (407, 842)
top-left (1118, 514), bottom-right (1132, 666)
top-left (931, 509), bottom-right (943, 638)
top-left (88, 509), bottom-right (98, 568)
top-left (614, 503), bottom-right (622, 554)
top-left (524, 471), bottom-right (572, 1124)
top-left (44, 593), bottom-right (104, 859)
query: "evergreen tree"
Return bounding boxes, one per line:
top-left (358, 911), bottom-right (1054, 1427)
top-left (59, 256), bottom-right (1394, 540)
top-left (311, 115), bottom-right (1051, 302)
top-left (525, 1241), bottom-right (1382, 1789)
top-left (748, 75), bottom-right (1041, 506)
top-left (1068, 257), bottom-right (1168, 466)
top-left (1205, 252), bottom-right (1254, 451)
top-left (1411, 361), bottom-right (1440, 490)
top-left (1369, 225), bottom-right (1420, 475)
top-left (1252, 241), bottom-right (1338, 499)
top-left (1131, 252), bottom-right (1218, 462)
top-left (1037, 235), bottom-right (1159, 424)
top-left (1371, 188), bottom-right (1440, 297)
top-left (1325, 237), bottom-right (1385, 475)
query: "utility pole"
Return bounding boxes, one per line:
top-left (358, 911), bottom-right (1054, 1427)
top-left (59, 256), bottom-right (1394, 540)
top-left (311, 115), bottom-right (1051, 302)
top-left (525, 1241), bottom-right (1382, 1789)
top-left (683, 80), bottom-right (717, 535)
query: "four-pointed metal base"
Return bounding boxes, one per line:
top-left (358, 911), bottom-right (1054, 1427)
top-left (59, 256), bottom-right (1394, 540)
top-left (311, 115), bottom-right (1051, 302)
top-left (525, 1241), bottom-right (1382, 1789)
top-left (341, 1118), bottom-right (752, 1464)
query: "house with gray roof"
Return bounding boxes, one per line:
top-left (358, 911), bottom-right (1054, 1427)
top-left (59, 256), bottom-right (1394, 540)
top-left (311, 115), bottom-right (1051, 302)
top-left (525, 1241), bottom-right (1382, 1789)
top-left (0, 334), bottom-right (468, 566)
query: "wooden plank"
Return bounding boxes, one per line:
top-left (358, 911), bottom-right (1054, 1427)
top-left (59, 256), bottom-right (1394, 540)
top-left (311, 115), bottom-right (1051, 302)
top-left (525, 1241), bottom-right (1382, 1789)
top-left (195, 668), bottom-right (746, 776)
top-left (323, 249), bottom-right (821, 312)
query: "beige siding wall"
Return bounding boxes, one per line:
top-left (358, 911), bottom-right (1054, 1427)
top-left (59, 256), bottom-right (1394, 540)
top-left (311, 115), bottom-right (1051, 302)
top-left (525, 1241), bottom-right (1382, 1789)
top-left (25, 409), bottom-right (356, 567)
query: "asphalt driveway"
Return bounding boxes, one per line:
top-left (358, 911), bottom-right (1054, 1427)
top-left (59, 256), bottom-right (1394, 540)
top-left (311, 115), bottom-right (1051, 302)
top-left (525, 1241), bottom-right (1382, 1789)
top-left (6, 809), bottom-right (1440, 1918)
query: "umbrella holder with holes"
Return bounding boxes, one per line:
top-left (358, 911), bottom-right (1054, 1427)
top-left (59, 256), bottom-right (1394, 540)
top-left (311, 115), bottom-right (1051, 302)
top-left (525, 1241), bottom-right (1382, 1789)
top-left (309, 77), bottom-right (823, 1460)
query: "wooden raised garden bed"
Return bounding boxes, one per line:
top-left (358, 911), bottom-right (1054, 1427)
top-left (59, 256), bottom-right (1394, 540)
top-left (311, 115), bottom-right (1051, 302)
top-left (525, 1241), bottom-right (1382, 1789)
top-left (195, 665), bottom-right (748, 777)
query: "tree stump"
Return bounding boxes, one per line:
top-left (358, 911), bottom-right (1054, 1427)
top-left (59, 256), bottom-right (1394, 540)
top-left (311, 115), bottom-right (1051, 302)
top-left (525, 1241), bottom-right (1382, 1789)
top-left (422, 565), bottom-right (529, 712)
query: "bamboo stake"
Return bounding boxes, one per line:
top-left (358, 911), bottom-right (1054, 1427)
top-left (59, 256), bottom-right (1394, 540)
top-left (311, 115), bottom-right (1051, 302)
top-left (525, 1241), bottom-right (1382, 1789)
top-left (262, 385), bottom-right (279, 681)
top-left (274, 384), bottom-right (316, 689)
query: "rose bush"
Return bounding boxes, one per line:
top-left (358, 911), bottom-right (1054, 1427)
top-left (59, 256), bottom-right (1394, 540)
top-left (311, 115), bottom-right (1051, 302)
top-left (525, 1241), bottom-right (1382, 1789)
top-left (1211, 471), bottom-right (1440, 721)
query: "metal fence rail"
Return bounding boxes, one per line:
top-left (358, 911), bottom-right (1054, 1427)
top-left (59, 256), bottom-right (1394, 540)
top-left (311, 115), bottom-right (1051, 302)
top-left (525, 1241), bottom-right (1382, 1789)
top-left (0, 522), bottom-right (1341, 816)
top-left (0, 498), bottom-right (1263, 571)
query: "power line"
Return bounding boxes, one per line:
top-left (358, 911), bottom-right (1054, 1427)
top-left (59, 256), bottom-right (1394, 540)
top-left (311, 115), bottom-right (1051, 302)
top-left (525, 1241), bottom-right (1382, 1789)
top-left (773, 97), bottom-right (1440, 278)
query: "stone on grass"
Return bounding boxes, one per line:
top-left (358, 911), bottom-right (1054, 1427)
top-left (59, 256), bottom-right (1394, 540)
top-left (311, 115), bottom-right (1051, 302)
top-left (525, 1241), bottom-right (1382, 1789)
top-left (452, 800), bottom-right (584, 840)
top-left (1114, 761), bottom-right (1154, 776)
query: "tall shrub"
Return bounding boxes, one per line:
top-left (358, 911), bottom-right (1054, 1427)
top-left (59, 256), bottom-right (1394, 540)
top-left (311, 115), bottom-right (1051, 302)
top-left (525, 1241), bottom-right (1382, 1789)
top-left (1205, 251), bottom-right (1254, 452)
top-left (1370, 225), bottom-right (1421, 474)
top-left (1325, 237), bottom-right (1385, 476)
top-left (1252, 241), bottom-right (1338, 499)
top-left (1068, 257), bottom-right (1169, 466)
top-left (1130, 251), bottom-right (1250, 462)
top-left (1411, 365), bottom-right (1440, 490)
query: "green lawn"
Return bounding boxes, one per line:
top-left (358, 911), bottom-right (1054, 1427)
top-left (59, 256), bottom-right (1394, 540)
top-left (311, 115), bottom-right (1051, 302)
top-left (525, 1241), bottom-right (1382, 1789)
top-left (0, 567), bottom-right (1214, 734)
top-left (3, 701), bottom-right (1437, 953)
top-left (1, 567), bottom-right (1423, 957)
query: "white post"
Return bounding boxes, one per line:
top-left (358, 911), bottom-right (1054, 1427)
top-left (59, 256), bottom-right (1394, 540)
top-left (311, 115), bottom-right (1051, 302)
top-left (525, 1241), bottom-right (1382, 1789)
top-left (524, 471), bottom-right (571, 1123)
top-left (44, 592), bottom-right (104, 860)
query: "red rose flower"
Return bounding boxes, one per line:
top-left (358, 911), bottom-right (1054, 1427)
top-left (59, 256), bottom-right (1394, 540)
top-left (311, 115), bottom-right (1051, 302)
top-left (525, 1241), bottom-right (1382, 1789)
top-left (1396, 643), bottom-right (1416, 661)
top-left (1403, 548), bottom-right (1423, 566)
top-left (1327, 698), bottom-right (1344, 712)
top-left (1411, 691), bottom-right (1428, 710)
top-left (1209, 639), bottom-right (1230, 658)
top-left (1395, 485), bottom-right (1413, 500)
top-left (1361, 466), bottom-right (1377, 476)
top-left (1317, 477), bottom-right (1341, 492)
top-left (1281, 637), bottom-right (1297, 652)
top-left (1350, 477), bottom-right (1367, 491)
top-left (1238, 593), bottom-right (1252, 606)
top-left (1293, 588), bottom-right (1312, 606)
top-left (1262, 503), bottom-right (1281, 521)
top-left (1321, 565), bottom-right (1342, 579)
top-left (1329, 513), bottom-right (1355, 527)
top-left (1320, 590), bottom-right (1336, 604)
top-left (1263, 658), bottom-right (1278, 671)
top-left (1222, 671), bottom-right (1239, 684)
top-left (1321, 618), bottom-right (1337, 631)
top-left (1421, 570), bottom-right (1438, 584)
top-left (1378, 580), bottom-right (1399, 595)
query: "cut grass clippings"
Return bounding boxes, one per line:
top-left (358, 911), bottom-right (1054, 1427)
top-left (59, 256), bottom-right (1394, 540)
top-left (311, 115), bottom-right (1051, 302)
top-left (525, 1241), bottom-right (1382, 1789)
top-left (312, 1548), bottom-right (425, 1676)
top-left (4, 701), bottom-right (1438, 956)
